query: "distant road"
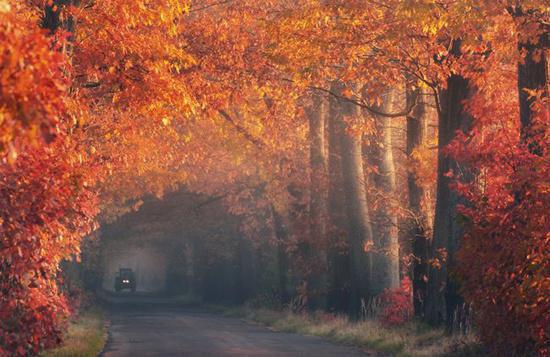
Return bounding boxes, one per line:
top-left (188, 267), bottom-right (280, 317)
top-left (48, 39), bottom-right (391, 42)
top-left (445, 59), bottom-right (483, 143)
top-left (100, 305), bottom-right (372, 356)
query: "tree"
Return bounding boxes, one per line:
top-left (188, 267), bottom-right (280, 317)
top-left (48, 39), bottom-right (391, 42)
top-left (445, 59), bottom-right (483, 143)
top-left (0, 4), bottom-right (97, 354)
top-left (373, 88), bottom-right (400, 293)
top-left (305, 93), bottom-right (329, 310)
top-left (425, 59), bottom-right (473, 327)
top-left (332, 83), bottom-right (374, 318)
top-left (406, 86), bottom-right (432, 317)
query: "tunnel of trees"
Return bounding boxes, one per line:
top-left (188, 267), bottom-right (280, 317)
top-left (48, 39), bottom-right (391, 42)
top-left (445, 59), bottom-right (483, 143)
top-left (0, 1), bottom-right (548, 356)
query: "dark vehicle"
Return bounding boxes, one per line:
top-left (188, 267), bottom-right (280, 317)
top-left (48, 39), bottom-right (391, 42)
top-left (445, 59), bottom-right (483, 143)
top-left (115, 268), bottom-right (136, 292)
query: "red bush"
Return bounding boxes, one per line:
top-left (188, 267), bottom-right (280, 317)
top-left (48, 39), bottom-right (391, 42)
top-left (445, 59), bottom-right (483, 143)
top-left (378, 277), bottom-right (413, 327)
top-left (451, 80), bottom-right (549, 355)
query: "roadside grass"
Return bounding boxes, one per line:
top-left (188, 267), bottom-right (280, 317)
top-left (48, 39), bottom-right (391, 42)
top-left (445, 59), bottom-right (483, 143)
top-left (42, 307), bottom-right (107, 357)
top-left (219, 306), bottom-right (484, 357)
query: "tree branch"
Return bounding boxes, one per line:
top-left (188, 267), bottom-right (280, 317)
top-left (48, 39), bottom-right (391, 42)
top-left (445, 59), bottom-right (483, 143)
top-left (218, 109), bottom-right (265, 148)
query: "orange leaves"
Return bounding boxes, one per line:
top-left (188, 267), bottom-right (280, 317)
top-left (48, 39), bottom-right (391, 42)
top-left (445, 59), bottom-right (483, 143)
top-left (0, 9), bottom-right (68, 161)
top-left (0, 143), bottom-right (98, 354)
top-left (0, 0), bottom-right (546, 353)
top-left (0, 5), bottom-right (100, 354)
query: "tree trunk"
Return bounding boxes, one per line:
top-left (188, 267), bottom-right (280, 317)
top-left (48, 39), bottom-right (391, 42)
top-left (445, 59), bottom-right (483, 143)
top-left (333, 83), bottom-right (374, 318)
top-left (406, 86), bottom-right (430, 317)
top-left (375, 89), bottom-right (400, 292)
top-left (305, 93), bottom-right (329, 310)
top-left (272, 206), bottom-right (290, 304)
top-left (327, 92), bottom-right (351, 313)
top-left (425, 73), bottom-right (472, 329)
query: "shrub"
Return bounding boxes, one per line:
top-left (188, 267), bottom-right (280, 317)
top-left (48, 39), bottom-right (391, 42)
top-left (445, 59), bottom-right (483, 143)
top-left (378, 277), bottom-right (413, 327)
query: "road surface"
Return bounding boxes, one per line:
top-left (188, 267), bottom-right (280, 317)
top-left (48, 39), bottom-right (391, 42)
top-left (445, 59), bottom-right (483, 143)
top-left (101, 305), bottom-right (371, 356)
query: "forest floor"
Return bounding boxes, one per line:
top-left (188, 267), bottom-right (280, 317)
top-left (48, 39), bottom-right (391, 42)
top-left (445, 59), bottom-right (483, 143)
top-left (41, 307), bottom-right (108, 357)
top-left (216, 306), bottom-right (485, 357)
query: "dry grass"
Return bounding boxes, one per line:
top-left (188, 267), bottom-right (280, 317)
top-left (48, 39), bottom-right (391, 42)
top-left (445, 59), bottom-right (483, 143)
top-left (42, 307), bottom-right (107, 357)
top-left (222, 307), bottom-right (484, 356)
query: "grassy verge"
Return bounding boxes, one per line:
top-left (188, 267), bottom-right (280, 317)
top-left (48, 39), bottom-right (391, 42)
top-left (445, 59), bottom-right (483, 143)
top-left (218, 306), bottom-right (484, 357)
top-left (42, 307), bottom-right (107, 357)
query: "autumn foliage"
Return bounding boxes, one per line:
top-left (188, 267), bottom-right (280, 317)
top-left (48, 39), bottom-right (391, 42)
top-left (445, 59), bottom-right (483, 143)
top-left (1, 5), bottom-right (97, 354)
top-left (454, 96), bottom-right (549, 354)
top-left (378, 277), bottom-right (413, 327)
top-left (0, 0), bottom-right (548, 356)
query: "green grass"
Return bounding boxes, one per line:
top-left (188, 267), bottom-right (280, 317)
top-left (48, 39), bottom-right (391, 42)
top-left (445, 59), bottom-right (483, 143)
top-left (42, 307), bottom-right (107, 357)
top-left (219, 306), bottom-right (484, 356)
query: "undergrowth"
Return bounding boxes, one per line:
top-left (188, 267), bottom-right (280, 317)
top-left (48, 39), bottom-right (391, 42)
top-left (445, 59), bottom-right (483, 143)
top-left (219, 306), bottom-right (484, 356)
top-left (41, 307), bottom-right (107, 357)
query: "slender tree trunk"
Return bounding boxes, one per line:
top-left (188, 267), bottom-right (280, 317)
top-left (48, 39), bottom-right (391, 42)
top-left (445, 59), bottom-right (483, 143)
top-left (376, 89), bottom-right (400, 292)
top-left (332, 83), bottom-right (374, 318)
top-left (305, 93), bottom-right (329, 310)
top-left (272, 206), bottom-right (290, 304)
top-left (406, 86), bottom-right (430, 317)
top-left (327, 93), bottom-right (351, 313)
top-left (425, 72), bottom-right (472, 329)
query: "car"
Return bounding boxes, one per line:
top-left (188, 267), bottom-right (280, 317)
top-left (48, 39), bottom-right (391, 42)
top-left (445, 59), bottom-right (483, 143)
top-left (115, 268), bottom-right (136, 292)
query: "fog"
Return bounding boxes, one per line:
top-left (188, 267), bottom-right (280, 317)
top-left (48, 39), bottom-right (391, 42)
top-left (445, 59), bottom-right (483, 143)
top-left (101, 243), bottom-right (168, 293)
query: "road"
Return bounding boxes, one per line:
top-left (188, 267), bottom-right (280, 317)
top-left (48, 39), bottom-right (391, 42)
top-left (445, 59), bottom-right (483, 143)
top-left (101, 305), bottom-right (371, 356)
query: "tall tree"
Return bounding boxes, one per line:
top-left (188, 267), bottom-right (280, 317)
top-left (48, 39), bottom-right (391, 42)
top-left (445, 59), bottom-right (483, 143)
top-left (333, 83), bottom-right (374, 318)
top-left (406, 86), bottom-right (431, 317)
top-left (327, 91), bottom-right (351, 313)
top-left (305, 93), bottom-right (329, 310)
top-left (374, 89), bottom-right (400, 292)
top-left (426, 43), bottom-right (473, 328)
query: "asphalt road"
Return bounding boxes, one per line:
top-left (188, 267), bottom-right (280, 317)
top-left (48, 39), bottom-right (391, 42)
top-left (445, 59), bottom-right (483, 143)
top-left (100, 305), bottom-right (371, 356)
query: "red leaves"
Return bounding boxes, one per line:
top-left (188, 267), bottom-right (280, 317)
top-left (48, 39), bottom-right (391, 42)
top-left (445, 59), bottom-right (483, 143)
top-left (0, 7), bottom-right (98, 355)
top-left (0, 143), bottom-right (98, 355)
top-left (0, 10), bottom-right (68, 162)
top-left (451, 64), bottom-right (549, 356)
top-left (378, 277), bottom-right (413, 327)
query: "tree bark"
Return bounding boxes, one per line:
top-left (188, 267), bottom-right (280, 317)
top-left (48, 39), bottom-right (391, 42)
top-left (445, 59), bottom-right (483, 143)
top-left (425, 73), bottom-right (472, 329)
top-left (305, 93), bottom-right (329, 310)
top-left (375, 89), bottom-right (400, 292)
top-left (327, 92), bottom-right (351, 313)
top-left (332, 83), bottom-right (374, 318)
top-left (406, 86), bottom-right (430, 317)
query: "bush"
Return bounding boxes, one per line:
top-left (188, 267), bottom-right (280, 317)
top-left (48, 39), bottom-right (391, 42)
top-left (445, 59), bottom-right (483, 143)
top-left (378, 277), bottom-right (413, 327)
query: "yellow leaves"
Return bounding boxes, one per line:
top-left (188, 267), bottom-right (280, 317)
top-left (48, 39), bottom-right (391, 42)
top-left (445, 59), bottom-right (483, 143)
top-left (421, 19), bottom-right (445, 36)
top-left (0, 0), bottom-right (10, 13)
